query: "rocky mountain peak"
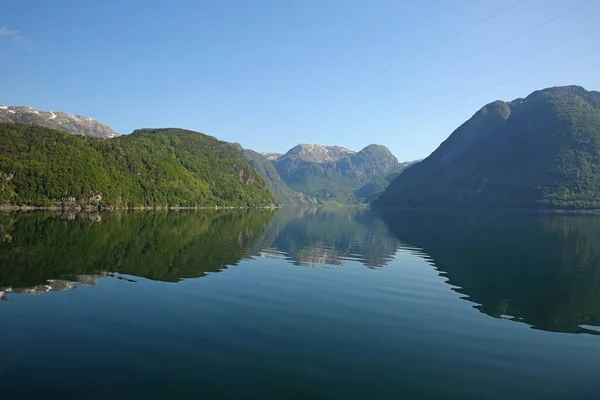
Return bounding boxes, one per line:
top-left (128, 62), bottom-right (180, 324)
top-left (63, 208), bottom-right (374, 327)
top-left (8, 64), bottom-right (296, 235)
top-left (261, 152), bottom-right (283, 161)
top-left (280, 144), bottom-right (356, 163)
top-left (0, 105), bottom-right (119, 139)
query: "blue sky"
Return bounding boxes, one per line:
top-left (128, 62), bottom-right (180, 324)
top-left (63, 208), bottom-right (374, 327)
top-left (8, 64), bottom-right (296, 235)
top-left (1, 0), bottom-right (599, 161)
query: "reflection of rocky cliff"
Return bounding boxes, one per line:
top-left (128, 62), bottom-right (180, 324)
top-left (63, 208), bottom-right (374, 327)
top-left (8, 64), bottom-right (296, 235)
top-left (250, 207), bottom-right (401, 268)
top-left (379, 210), bottom-right (600, 335)
top-left (0, 274), bottom-right (108, 301)
top-left (0, 210), bottom-right (274, 291)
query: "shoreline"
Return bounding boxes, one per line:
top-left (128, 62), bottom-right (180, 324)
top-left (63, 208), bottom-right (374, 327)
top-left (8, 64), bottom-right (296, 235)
top-left (0, 204), bottom-right (279, 212)
top-left (371, 206), bottom-right (600, 214)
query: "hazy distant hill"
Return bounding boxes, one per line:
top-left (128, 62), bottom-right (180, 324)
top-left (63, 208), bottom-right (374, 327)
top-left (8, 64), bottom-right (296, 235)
top-left (374, 85), bottom-right (600, 209)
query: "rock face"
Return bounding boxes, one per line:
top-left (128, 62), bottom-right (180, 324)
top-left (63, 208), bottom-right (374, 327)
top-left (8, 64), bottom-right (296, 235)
top-left (0, 105), bottom-right (119, 138)
top-left (374, 85), bottom-right (600, 209)
top-left (261, 152), bottom-right (283, 161)
top-left (277, 144), bottom-right (356, 163)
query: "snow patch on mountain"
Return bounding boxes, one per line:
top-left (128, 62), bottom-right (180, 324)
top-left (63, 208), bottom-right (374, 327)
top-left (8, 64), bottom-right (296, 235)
top-left (0, 105), bottom-right (119, 139)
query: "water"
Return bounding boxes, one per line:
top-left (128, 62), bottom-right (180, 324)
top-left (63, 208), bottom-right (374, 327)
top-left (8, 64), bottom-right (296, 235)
top-left (1, 208), bottom-right (599, 399)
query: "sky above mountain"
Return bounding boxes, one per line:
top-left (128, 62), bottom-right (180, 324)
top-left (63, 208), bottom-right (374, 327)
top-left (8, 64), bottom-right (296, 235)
top-left (1, 0), bottom-right (599, 160)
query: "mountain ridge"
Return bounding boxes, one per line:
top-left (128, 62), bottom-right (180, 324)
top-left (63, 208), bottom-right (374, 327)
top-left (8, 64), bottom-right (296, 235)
top-left (0, 123), bottom-right (275, 208)
top-left (0, 105), bottom-right (119, 139)
top-left (374, 85), bottom-right (600, 209)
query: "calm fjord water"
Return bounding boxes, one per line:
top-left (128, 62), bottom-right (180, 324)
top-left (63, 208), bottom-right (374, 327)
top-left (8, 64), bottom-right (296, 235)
top-left (1, 208), bottom-right (599, 399)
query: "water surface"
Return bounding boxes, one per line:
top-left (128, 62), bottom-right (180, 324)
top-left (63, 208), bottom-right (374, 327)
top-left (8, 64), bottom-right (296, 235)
top-left (1, 208), bottom-right (599, 398)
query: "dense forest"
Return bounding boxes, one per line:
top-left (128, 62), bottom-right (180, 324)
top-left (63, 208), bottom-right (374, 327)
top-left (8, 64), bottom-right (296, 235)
top-left (0, 124), bottom-right (275, 208)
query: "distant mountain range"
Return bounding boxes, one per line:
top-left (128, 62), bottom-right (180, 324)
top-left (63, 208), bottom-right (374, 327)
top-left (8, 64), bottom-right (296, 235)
top-left (243, 143), bottom-right (412, 205)
top-left (0, 105), bottom-right (119, 139)
top-left (4, 84), bottom-right (599, 210)
top-left (0, 104), bottom-right (409, 206)
top-left (375, 85), bottom-right (600, 209)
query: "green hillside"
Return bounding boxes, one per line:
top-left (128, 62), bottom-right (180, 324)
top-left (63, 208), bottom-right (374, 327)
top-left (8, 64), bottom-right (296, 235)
top-left (0, 124), bottom-right (275, 207)
top-left (374, 86), bottom-right (600, 209)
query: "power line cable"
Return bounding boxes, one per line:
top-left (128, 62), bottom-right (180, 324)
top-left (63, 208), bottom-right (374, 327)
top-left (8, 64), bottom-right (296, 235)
top-left (273, 0), bottom-right (598, 138)
top-left (351, 41), bottom-right (600, 129)
top-left (238, 0), bottom-right (527, 135)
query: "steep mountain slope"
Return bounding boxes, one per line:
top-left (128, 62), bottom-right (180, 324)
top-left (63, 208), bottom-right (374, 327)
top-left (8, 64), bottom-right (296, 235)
top-left (0, 105), bottom-right (119, 138)
top-left (374, 85), bottom-right (600, 209)
top-left (241, 149), bottom-right (313, 205)
top-left (0, 124), bottom-right (274, 207)
top-left (273, 143), bottom-right (405, 203)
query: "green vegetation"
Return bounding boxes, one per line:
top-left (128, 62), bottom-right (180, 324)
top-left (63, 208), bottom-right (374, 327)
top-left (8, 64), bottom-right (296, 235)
top-left (241, 149), bottom-right (311, 205)
top-left (0, 210), bottom-right (274, 287)
top-left (374, 86), bottom-right (600, 209)
top-left (274, 144), bottom-right (406, 204)
top-left (0, 124), bottom-right (275, 207)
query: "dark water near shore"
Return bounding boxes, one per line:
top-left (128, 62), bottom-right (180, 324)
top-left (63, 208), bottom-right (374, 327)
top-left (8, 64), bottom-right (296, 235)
top-left (1, 208), bottom-right (599, 399)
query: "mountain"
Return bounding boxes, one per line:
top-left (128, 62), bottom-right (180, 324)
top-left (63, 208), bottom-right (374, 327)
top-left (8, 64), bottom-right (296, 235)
top-left (241, 148), bottom-right (313, 205)
top-left (374, 85), bottom-right (600, 209)
top-left (0, 124), bottom-right (275, 208)
top-left (261, 152), bottom-right (282, 161)
top-left (273, 143), bottom-right (406, 203)
top-left (277, 144), bottom-right (356, 163)
top-left (0, 105), bottom-right (119, 139)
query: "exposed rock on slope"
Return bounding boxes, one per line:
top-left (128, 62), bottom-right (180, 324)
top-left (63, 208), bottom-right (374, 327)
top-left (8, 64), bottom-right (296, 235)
top-left (0, 105), bottom-right (119, 138)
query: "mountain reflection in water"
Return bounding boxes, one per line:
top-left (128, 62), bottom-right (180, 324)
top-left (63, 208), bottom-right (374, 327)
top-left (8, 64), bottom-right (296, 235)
top-left (2, 208), bottom-right (600, 335)
top-left (379, 210), bottom-right (600, 335)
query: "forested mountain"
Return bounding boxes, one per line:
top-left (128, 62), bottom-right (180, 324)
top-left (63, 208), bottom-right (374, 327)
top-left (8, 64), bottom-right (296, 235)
top-left (0, 105), bottom-right (119, 138)
top-left (241, 148), bottom-right (313, 205)
top-left (0, 124), bottom-right (274, 207)
top-left (374, 85), bottom-right (600, 209)
top-left (272, 143), bottom-right (408, 203)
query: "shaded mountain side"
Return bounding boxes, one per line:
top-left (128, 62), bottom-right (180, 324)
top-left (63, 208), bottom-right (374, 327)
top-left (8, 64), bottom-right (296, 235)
top-left (241, 149), bottom-right (314, 205)
top-left (355, 160), bottom-right (420, 202)
top-left (375, 85), bottom-right (600, 209)
top-left (0, 124), bottom-right (275, 207)
top-left (0, 105), bottom-right (119, 138)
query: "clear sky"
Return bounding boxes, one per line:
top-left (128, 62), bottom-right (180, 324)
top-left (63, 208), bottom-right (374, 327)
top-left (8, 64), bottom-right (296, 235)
top-left (1, 0), bottom-right (599, 161)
